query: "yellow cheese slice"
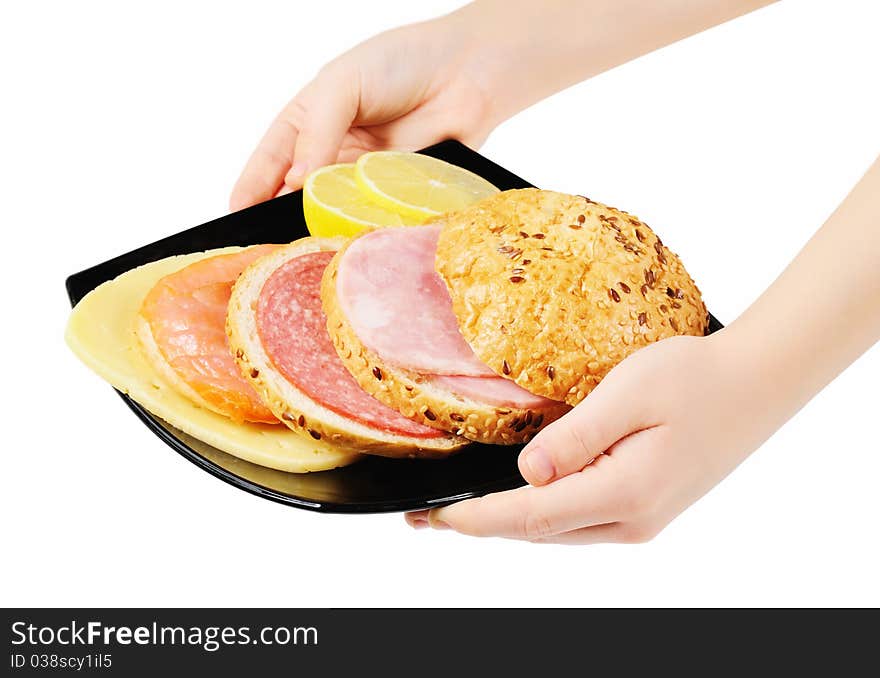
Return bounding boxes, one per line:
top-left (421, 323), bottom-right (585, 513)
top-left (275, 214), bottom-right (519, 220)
top-left (65, 247), bottom-right (362, 473)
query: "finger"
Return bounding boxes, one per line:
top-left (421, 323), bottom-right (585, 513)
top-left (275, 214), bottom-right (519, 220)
top-left (532, 521), bottom-right (660, 546)
top-left (230, 109), bottom-right (301, 211)
top-left (284, 64), bottom-right (359, 189)
top-left (430, 457), bottom-right (621, 540)
top-left (404, 510), bottom-right (430, 529)
top-left (518, 361), bottom-right (658, 486)
top-left (529, 523), bottom-right (626, 546)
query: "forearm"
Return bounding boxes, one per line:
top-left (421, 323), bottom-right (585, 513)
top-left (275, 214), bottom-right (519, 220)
top-left (447, 0), bottom-right (776, 125)
top-left (722, 155), bottom-right (880, 434)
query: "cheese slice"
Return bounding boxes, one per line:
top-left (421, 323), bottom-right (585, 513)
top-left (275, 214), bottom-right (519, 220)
top-left (65, 247), bottom-right (362, 473)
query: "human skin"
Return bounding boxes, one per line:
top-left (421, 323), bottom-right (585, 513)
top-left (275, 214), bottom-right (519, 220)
top-left (230, 0), bottom-right (774, 210)
top-left (406, 156), bottom-right (880, 542)
top-left (232, 1), bottom-right (880, 543)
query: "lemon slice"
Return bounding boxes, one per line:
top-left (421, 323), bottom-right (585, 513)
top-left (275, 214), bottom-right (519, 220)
top-left (355, 151), bottom-right (500, 220)
top-left (303, 163), bottom-right (421, 238)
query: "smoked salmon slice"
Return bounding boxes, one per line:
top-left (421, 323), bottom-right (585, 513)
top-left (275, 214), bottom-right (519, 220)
top-left (139, 245), bottom-right (280, 424)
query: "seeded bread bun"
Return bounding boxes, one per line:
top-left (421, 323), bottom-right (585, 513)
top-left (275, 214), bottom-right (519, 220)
top-left (320, 245), bottom-right (570, 445)
top-left (436, 188), bottom-right (709, 405)
top-left (227, 237), bottom-right (467, 458)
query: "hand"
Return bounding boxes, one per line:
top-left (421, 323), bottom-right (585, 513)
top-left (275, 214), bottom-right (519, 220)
top-left (229, 16), bottom-right (498, 211)
top-left (406, 331), bottom-right (777, 544)
top-left (230, 1), bottom-right (772, 211)
top-left (407, 151), bottom-right (880, 544)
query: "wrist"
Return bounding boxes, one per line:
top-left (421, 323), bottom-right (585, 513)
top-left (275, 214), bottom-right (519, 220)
top-left (433, 9), bottom-right (516, 130)
top-left (441, 2), bottom-right (578, 127)
top-left (704, 321), bottom-right (803, 445)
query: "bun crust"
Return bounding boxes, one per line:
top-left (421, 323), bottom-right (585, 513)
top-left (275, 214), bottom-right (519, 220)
top-left (227, 237), bottom-right (467, 458)
top-left (321, 242), bottom-right (569, 445)
top-left (436, 189), bottom-right (709, 405)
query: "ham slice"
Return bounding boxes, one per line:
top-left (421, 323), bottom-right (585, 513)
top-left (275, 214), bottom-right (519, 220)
top-left (430, 375), bottom-right (553, 409)
top-left (256, 251), bottom-right (444, 438)
top-left (336, 224), bottom-right (495, 377)
top-left (336, 225), bottom-right (559, 409)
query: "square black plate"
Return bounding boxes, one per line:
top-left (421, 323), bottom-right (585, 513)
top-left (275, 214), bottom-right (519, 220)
top-left (66, 140), bottom-right (723, 513)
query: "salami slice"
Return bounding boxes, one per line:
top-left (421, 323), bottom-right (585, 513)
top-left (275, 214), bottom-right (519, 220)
top-left (256, 251), bottom-right (443, 438)
top-left (336, 224), bottom-right (496, 377)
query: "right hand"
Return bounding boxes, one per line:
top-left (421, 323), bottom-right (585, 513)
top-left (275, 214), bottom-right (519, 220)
top-left (229, 16), bottom-right (500, 211)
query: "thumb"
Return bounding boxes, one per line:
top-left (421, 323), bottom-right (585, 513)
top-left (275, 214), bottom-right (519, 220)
top-left (518, 362), bottom-right (655, 486)
top-left (284, 63), bottom-right (360, 189)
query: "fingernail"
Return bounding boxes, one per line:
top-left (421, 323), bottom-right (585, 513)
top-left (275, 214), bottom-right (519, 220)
top-left (410, 518), bottom-right (429, 530)
top-left (524, 447), bottom-right (555, 483)
top-left (430, 519), bottom-right (451, 531)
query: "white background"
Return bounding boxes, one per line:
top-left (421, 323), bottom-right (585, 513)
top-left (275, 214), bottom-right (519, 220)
top-left (2, 0), bottom-right (879, 607)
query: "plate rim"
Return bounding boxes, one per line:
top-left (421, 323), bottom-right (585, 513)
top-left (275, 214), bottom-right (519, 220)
top-left (117, 389), bottom-right (525, 513)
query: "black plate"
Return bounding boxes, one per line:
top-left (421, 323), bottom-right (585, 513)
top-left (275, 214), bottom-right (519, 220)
top-left (66, 140), bottom-right (723, 513)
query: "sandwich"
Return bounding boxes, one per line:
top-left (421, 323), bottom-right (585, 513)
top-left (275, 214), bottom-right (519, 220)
top-left (225, 236), bottom-right (466, 458)
top-left (65, 247), bottom-right (362, 473)
top-left (320, 224), bottom-right (570, 444)
top-left (67, 186), bottom-right (708, 473)
top-left (317, 188), bottom-right (708, 444)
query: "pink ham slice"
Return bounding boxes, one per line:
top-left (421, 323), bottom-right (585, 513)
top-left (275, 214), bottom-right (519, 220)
top-left (336, 224), bottom-right (495, 377)
top-left (336, 225), bottom-right (559, 409)
top-left (430, 376), bottom-right (553, 409)
top-left (256, 251), bottom-right (444, 439)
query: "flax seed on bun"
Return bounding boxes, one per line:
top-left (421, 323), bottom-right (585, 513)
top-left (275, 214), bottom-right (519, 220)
top-left (435, 188), bottom-right (709, 405)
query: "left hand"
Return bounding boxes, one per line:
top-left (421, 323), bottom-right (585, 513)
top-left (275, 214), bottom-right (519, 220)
top-left (229, 16), bottom-right (501, 211)
top-left (406, 331), bottom-right (775, 544)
